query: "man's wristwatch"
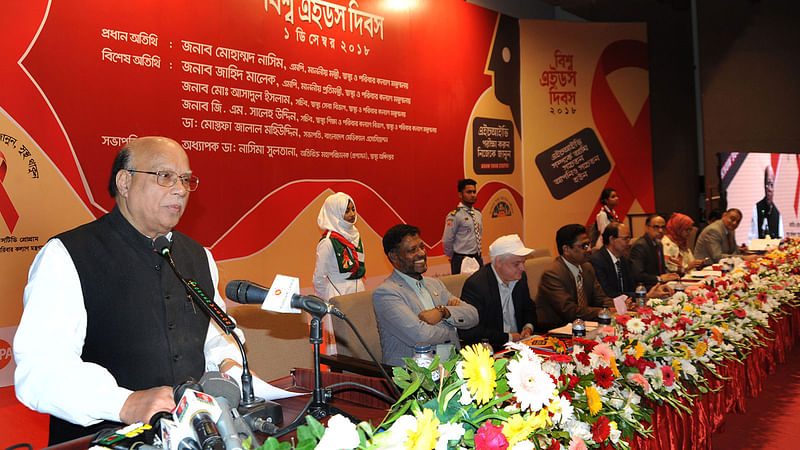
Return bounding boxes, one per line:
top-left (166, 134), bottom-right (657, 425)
top-left (436, 305), bottom-right (450, 319)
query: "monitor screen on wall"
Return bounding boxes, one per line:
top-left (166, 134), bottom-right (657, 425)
top-left (719, 152), bottom-right (800, 245)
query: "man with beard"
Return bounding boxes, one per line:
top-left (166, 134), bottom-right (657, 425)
top-left (373, 224), bottom-right (478, 366)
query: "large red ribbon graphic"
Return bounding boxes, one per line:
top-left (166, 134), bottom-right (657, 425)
top-left (0, 150), bottom-right (20, 232)
top-left (587, 40), bottom-right (654, 226)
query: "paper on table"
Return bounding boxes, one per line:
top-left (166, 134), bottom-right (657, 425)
top-left (613, 295), bottom-right (627, 315)
top-left (225, 365), bottom-right (308, 400)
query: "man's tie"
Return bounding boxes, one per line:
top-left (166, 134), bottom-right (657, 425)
top-left (615, 260), bottom-right (625, 293)
top-left (576, 269), bottom-right (587, 309)
top-left (466, 208), bottom-right (481, 255)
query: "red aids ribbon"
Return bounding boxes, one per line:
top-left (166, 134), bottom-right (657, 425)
top-left (0, 151), bottom-right (19, 232)
top-left (587, 40), bottom-right (654, 225)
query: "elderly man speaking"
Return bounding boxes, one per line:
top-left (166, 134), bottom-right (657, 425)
top-left (458, 234), bottom-right (538, 352)
top-left (14, 137), bottom-right (243, 444)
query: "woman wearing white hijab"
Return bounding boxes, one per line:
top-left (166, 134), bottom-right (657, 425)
top-left (313, 192), bottom-right (366, 300)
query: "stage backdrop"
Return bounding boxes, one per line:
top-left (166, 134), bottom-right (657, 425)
top-left (0, 0), bottom-right (652, 396)
top-left (519, 20), bottom-right (653, 250)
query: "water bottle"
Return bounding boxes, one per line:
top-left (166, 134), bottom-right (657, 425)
top-left (572, 317), bottom-right (586, 353)
top-left (674, 280), bottom-right (685, 293)
top-left (635, 283), bottom-right (647, 308)
top-left (598, 307), bottom-right (612, 325)
top-left (413, 345), bottom-right (439, 381)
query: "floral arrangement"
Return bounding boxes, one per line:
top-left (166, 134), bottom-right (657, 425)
top-left (258, 240), bottom-right (800, 450)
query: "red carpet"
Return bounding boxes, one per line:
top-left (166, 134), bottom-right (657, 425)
top-left (0, 386), bottom-right (48, 449)
top-left (712, 343), bottom-right (800, 449)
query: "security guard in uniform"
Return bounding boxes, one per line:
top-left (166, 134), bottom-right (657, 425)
top-left (442, 178), bottom-right (483, 274)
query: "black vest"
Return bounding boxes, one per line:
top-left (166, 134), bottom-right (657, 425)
top-left (755, 198), bottom-right (780, 239)
top-left (48, 206), bottom-right (213, 444)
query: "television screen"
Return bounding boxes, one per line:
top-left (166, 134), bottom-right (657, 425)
top-left (719, 152), bottom-right (799, 245)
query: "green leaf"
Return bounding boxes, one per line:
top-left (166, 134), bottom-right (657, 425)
top-left (305, 415), bottom-right (326, 439)
top-left (296, 423), bottom-right (317, 443)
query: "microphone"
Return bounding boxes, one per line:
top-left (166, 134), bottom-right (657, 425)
top-left (199, 371), bottom-right (249, 449)
top-left (173, 388), bottom-right (224, 450)
top-left (200, 371), bottom-right (279, 439)
top-left (225, 280), bottom-right (344, 319)
top-left (153, 237), bottom-right (263, 408)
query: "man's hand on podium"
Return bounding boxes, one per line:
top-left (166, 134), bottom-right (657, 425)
top-left (119, 386), bottom-right (175, 425)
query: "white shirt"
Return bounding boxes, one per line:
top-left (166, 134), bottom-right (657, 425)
top-left (13, 238), bottom-right (243, 427)
top-left (490, 265), bottom-right (533, 339)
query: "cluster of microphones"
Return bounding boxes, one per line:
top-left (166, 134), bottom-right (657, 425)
top-left (93, 369), bottom-right (279, 450)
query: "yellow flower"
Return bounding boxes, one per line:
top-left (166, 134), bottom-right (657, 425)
top-left (528, 408), bottom-right (551, 430)
top-left (609, 357), bottom-right (621, 377)
top-left (405, 408), bottom-right (440, 450)
top-left (682, 304), bottom-right (693, 313)
top-left (671, 359), bottom-right (682, 376)
top-left (634, 343), bottom-right (644, 359)
top-left (460, 344), bottom-right (496, 405)
top-left (585, 385), bottom-right (602, 415)
top-left (502, 414), bottom-right (534, 446)
top-left (679, 344), bottom-right (692, 359)
top-left (695, 341), bottom-right (708, 357)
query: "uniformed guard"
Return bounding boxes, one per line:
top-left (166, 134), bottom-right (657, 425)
top-left (442, 178), bottom-right (483, 274)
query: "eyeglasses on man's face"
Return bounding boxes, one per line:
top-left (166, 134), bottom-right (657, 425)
top-left (127, 169), bottom-right (199, 191)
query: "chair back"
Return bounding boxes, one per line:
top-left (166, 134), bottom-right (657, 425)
top-left (524, 257), bottom-right (553, 301)
top-left (330, 290), bottom-right (382, 361)
top-left (438, 272), bottom-right (470, 298)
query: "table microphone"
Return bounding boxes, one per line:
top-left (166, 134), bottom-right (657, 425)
top-left (225, 279), bottom-right (345, 319)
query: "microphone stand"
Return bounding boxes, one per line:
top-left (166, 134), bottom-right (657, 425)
top-left (154, 238), bottom-right (281, 433)
top-left (273, 309), bottom-right (359, 437)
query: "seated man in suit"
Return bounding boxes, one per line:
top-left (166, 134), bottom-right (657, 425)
top-left (591, 222), bottom-right (674, 300)
top-left (372, 224), bottom-right (479, 366)
top-left (630, 214), bottom-right (679, 288)
top-left (695, 208), bottom-right (757, 263)
top-left (536, 224), bottom-right (614, 331)
top-left (458, 234), bottom-right (538, 352)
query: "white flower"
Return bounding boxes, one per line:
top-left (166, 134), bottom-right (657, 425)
top-left (565, 419), bottom-right (592, 441)
top-left (506, 355), bottom-right (557, 412)
top-left (609, 421), bottom-right (621, 444)
top-left (459, 381), bottom-right (473, 405)
top-left (368, 415), bottom-right (418, 450)
top-left (549, 394), bottom-right (575, 425)
top-left (436, 423), bottom-right (465, 450)
top-left (511, 441), bottom-right (536, 450)
top-left (626, 317), bottom-right (646, 334)
top-left (316, 414), bottom-right (360, 450)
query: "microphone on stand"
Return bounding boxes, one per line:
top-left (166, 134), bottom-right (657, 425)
top-left (225, 280), bottom-right (344, 319)
top-left (153, 237), bottom-right (282, 423)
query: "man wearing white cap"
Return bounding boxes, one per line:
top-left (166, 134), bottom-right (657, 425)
top-left (457, 234), bottom-right (538, 352)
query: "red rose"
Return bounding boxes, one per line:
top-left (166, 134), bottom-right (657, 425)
top-left (734, 308), bottom-right (747, 318)
top-left (549, 353), bottom-right (573, 364)
top-left (591, 415), bottom-right (611, 442)
top-left (575, 352), bottom-right (591, 366)
top-left (474, 422), bottom-right (509, 450)
top-left (547, 438), bottom-right (561, 450)
top-left (652, 337), bottom-right (664, 348)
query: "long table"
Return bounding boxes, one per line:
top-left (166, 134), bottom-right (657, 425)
top-left (631, 306), bottom-right (800, 449)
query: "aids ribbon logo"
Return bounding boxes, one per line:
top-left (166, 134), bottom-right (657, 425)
top-left (0, 151), bottom-right (20, 232)
top-left (588, 39), bottom-right (655, 225)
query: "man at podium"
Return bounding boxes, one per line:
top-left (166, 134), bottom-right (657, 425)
top-left (13, 137), bottom-right (243, 444)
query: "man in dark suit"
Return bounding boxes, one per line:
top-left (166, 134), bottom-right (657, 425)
top-left (535, 224), bottom-right (614, 332)
top-left (458, 234), bottom-right (538, 352)
top-left (590, 222), bottom-right (674, 301)
top-left (630, 214), bottom-right (679, 288)
top-left (590, 222), bottom-right (634, 298)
